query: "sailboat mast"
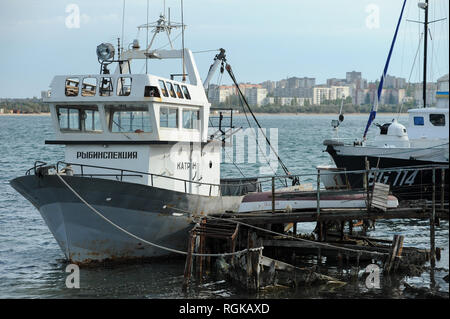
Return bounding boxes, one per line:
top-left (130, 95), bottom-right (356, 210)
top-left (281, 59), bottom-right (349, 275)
top-left (423, 0), bottom-right (429, 107)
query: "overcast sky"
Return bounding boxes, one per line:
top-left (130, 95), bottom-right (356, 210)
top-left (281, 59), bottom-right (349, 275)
top-left (0, 0), bottom-right (448, 98)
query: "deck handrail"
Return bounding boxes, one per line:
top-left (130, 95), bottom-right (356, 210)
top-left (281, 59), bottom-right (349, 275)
top-left (53, 161), bottom-right (266, 195)
top-left (26, 161), bottom-right (447, 195)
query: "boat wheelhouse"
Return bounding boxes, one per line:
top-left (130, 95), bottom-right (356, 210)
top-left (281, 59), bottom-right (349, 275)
top-left (407, 108), bottom-right (449, 148)
top-left (42, 48), bottom-right (222, 196)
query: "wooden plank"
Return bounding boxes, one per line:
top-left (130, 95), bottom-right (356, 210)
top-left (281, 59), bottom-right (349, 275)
top-left (385, 235), bottom-right (404, 273)
top-left (182, 232), bottom-right (197, 292)
top-left (371, 182), bottom-right (390, 211)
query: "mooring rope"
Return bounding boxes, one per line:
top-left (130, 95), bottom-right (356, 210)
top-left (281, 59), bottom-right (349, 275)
top-left (161, 198), bottom-right (390, 257)
top-left (55, 173), bottom-right (388, 259)
top-left (55, 173), bottom-right (263, 258)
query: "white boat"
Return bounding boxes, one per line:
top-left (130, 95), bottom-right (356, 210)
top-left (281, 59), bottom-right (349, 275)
top-left (239, 189), bottom-right (399, 213)
top-left (323, 1), bottom-right (448, 200)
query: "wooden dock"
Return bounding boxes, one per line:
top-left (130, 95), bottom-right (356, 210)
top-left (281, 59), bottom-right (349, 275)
top-left (211, 205), bottom-right (448, 225)
top-left (181, 165), bottom-right (449, 292)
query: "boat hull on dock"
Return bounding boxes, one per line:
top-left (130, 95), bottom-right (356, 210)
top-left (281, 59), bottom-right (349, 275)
top-left (239, 190), bottom-right (398, 213)
top-left (10, 175), bottom-right (243, 264)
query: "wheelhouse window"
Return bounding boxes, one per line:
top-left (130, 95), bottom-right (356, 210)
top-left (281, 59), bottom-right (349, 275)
top-left (81, 77), bottom-right (97, 97)
top-left (160, 107), bottom-right (178, 128)
top-left (107, 105), bottom-right (152, 133)
top-left (144, 86), bottom-right (161, 97)
top-left (57, 105), bottom-right (102, 132)
top-left (99, 77), bottom-right (113, 96)
top-left (57, 107), bottom-right (80, 131)
top-left (167, 82), bottom-right (176, 98)
top-left (182, 109), bottom-right (200, 129)
top-left (413, 116), bottom-right (424, 126)
top-left (82, 108), bottom-right (102, 132)
top-left (117, 77), bottom-right (132, 96)
top-left (429, 114), bottom-right (445, 126)
top-left (182, 85), bottom-right (191, 99)
top-left (158, 80), bottom-right (168, 97)
top-left (175, 84), bottom-right (184, 98)
top-left (65, 78), bottom-right (79, 97)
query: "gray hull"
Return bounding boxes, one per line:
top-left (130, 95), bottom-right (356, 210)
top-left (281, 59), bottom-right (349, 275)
top-left (10, 175), bottom-right (243, 264)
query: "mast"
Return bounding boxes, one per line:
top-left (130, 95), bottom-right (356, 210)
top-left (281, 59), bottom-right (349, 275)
top-left (422, 0), bottom-right (429, 108)
top-left (362, 0), bottom-right (407, 140)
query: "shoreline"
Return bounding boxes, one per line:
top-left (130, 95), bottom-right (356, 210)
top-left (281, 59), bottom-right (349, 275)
top-left (0, 112), bottom-right (51, 116)
top-left (1, 112), bottom-right (409, 117)
top-left (218, 112), bottom-right (409, 116)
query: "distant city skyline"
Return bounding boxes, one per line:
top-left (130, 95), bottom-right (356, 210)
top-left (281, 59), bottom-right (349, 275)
top-left (206, 71), bottom-right (446, 108)
top-left (0, 0), bottom-right (448, 98)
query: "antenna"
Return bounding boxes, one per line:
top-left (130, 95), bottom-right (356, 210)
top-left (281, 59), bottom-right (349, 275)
top-left (121, 0), bottom-right (126, 58)
top-left (146, 0), bottom-right (149, 73)
top-left (181, 0), bottom-right (186, 82)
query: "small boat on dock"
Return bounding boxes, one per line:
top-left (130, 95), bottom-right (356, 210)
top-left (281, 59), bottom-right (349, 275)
top-left (239, 189), bottom-right (398, 213)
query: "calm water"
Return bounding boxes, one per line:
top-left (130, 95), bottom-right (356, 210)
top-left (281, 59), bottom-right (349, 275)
top-left (0, 114), bottom-right (448, 298)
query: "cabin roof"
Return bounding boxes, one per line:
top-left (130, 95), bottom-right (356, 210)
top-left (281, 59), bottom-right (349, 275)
top-left (408, 107), bottom-right (449, 114)
top-left (42, 73), bottom-right (207, 106)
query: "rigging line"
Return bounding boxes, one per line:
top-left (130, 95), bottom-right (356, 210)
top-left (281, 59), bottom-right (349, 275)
top-left (193, 49), bottom-right (221, 54)
top-left (417, 5), bottom-right (421, 84)
top-left (397, 31), bottom-right (424, 117)
top-left (429, 27), bottom-right (434, 83)
top-left (145, 0), bottom-right (149, 74)
top-left (429, 28), bottom-right (442, 81)
top-left (226, 65), bottom-right (294, 181)
top-left (240, 92), bottom-right (290, 178)
top-left (153, 31), bottom-right (183, 51)
top-left (208, 117), bottom-right (246, 178)
top-left (223, 141), bottom-right (247, 178)
top-left (55, 173), bottom-right (263, 258)
top-left (234, 83), bottom-right (285, 184)
top-left (399, 0), bottom-right (412, 77)
top-left (111, 119), bottom-right (132, 140)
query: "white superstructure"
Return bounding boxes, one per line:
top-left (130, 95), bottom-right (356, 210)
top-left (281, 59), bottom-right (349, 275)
top-left (42, 20), bottom-right (223, 196)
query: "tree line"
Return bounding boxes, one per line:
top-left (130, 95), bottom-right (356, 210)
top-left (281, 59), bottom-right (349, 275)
top-left (0, 98), bottom-right (49, 113)
top-left (213, 101), bottom-right (410, 114)
top-left (1, 97), bottom-right (412, 115)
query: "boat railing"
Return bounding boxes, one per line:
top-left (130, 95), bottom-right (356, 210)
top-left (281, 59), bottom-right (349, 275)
top-left (52, 161), bottom-right (266, 196)
top-left (26, 161), bottom-right (50, 176)
top-left (25, 161), bottom-right (447, 201)
top-left (245, 164), bottom-right (448, 214)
